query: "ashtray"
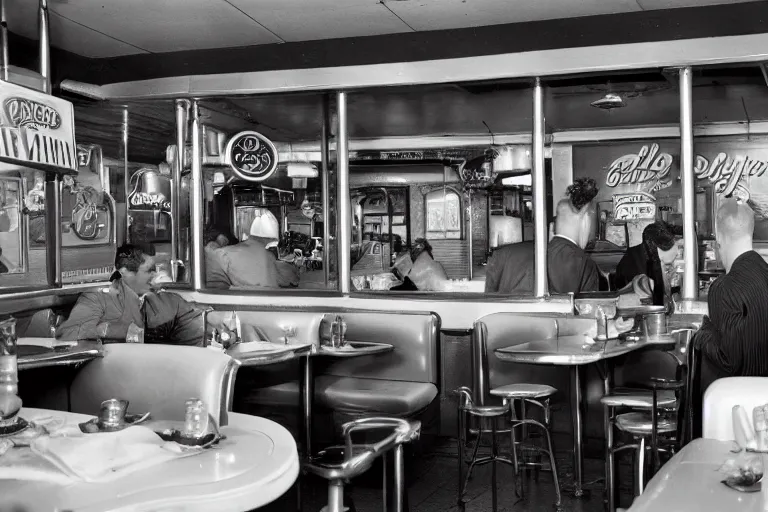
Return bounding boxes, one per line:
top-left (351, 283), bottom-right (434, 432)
top-left (79, 412), bottom-right (151, 433)
top-left (151, 417), bottom-right (223, 449)
top-left (722, 477), bottom-right (762, 493)
top-left (0, 417), bottom-right (29, 437)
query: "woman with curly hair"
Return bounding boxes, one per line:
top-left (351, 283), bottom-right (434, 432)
top-left (485, 177), bottom-right (602, 294)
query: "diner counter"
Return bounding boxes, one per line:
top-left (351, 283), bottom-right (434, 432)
top-left (628, 438), bottom-right (764, 512)
top-left (0, 408), bottom-right (299, 512)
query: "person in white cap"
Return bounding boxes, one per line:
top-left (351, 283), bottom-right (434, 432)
top-left (218, 209), bottom-right (298, 289)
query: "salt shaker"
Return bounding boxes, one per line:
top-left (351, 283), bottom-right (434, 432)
top-left (182, 398), bottom-right (209, 438)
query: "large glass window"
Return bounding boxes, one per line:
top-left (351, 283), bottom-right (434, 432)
top-left (425, 188), bottom-right (462, 240)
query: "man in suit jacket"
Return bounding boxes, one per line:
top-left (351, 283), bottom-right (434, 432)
top-left (485, 178), bottom-right (601, 295)
top-left (692, 199), bottom-right (768, 436)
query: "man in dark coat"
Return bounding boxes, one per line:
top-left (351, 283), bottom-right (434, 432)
top-left (691, 199), bottom-right (768, 436)
top-left (485, 178), bottom-right (601, 295)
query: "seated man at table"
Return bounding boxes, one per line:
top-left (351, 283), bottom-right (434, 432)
top-left (485, 177), bottom-right (601, 294)
top-left (692, 199), bottom-right (768, 435)
top-left (56, 244), bottom-right (205, 345)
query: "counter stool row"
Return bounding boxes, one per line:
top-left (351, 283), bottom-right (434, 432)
top-left (455, 383), bottom-right (563, 512)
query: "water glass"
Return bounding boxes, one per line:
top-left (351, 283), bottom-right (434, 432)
top-left (182, 398), bottom-right (209, 438)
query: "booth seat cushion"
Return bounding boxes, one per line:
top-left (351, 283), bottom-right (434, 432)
top-left (242, 377), bottom-right (438, 418)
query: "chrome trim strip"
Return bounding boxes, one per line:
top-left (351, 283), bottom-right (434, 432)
top-left (218, 357), bottom-right (240, 427)
top-left (61, 34), bottom-right (768, 100)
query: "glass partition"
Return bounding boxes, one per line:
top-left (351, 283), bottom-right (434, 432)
top-left (0, 166), bottom-right (47, 289)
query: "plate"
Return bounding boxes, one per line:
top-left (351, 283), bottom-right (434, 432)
top-left (79, 412), bottom-right (151, 433)
top-left (0, 417), bottom-right (29, 437)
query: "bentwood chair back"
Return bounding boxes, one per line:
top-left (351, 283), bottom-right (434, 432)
top-left (702, 377), bottom-right (768, 441)
top-left (69, 344), bottom-right (240, 426)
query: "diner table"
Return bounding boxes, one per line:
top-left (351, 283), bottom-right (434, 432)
top-left (0, 407), bottom-right (299, 512)
top-left (17, 338), bottom-right (104, 371)
top-left (628, 438), bottom-right (764, 511)
top-left (495, 330), bottom-right (678, 497)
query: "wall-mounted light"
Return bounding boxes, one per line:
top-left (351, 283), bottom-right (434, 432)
top-left (591, 93), bottom-right (626, 110)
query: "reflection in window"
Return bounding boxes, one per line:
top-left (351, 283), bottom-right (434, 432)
top-left (0, 177), bottom-right (23, 274)
top-left (426, 188), bottom-right (461, 240)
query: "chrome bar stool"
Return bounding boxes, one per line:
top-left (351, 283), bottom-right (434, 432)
top-left (303, 417), bottom-right (420, 512)
top-left (456, 386), bottom-right (516, 512)
top-left (602, 328), bottom-right (693, 512)
top-left (491, 383), bottom-right (562, 511)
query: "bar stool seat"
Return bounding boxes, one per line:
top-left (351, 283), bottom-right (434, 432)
top-left (615, 412), bottom-right (677, 436)
top-left (601, 390), bottom-right (677, 409)
top-left (490, 383), bottom-right (557, 399)
top-left (465, 404), bottom-right (509, 417)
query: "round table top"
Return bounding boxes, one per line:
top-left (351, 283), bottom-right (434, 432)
top-left (0, 408), bottom-right (299, 512)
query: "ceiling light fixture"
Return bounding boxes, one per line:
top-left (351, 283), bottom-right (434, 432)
top-left (591, 93), bottom-right (626, 110)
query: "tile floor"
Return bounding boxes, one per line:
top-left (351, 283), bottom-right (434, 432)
top-left (262, 434), bottom-right (638, 512)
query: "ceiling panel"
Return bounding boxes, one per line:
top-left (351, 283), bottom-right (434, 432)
top-left (637, 0), bottom-right (758, 10)
top-left (384, 0), bottom-right (642, 31)
top-left (228, 0), bottom-right (410, 42)
top-left (6, 0), bottom-right (146, 57)
top-left (41, 0), bottom-right (281, 54)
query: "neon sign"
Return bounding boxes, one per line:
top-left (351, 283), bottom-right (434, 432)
top-left (605, 143), bottom-right (673, 190)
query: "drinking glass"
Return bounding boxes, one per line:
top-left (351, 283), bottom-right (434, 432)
top-left (0, 317), bottom-right (22, 427)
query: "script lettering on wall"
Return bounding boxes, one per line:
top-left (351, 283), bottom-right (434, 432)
top-left (694, 153), bottom-right (768, 202)
top-left (0, 82), bottom-right (77, 172)
top-left (612, 192), bottom-right (657, 223)
top-left (605, 143), bottom-right (673, 191)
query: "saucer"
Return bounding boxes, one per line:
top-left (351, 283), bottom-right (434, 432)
top-left (722, 477), bottom-right (763, 493)
top-left (79, 412), bottom-right (151, 433)
top-left (151, 416), bottom-right (223, 449)
top-left (0, 417), bottom-right (29, 437)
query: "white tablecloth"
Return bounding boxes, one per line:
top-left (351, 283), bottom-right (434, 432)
top-left (0, 408), bottom-right (299, 512)
top-left (629, 438), bottom-right (765, 512)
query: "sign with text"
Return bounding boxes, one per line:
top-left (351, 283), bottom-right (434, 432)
top-left (694, 153), bottom-right (768, 202)
top-left (0, 81), bottom-right (77, 172)
top-left (605, 143), bottom-right (673, 191)
top-left (612, 192), bottom-right (657, 223)
top-left (128, 169), bottom-right (171, 212)
top-left (225, 131), bottom-right (278, 182)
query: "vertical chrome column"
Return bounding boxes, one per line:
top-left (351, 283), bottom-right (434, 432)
top-left (121, 108), bottom-right (130, 244)
top-left (336, 92), bottom-right (351, 294)
top-left (532, 78), bottom-right (549, 298)
top-left (38, 0), bottom-right (51, 94)
top-left (679, 67), bottom-right (698, 303)
top-left (190, 100), bottom-right (205, 291)
top-left (467, 189), bottom-right (474, 280)
top-left (321, 95), bottom-right (331, 287)
top-left (1, 0), bottom-right (9, 82)
top-left (45, 174), bottom-right (61, 287)
top-left (172, 99), bottom-right (189, 282)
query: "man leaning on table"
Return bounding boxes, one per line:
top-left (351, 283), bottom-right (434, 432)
top-left (692, 199), bottom-right (768, 436)
top-left (56, 244), bottom-right (205, 346)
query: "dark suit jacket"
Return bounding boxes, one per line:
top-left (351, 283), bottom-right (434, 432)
top-left (615, 244), bottom-right (647, 290)
top-left (690, 250), bottom-right (768, 436)
top-left (485, 236), bottom-right (601, 294)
